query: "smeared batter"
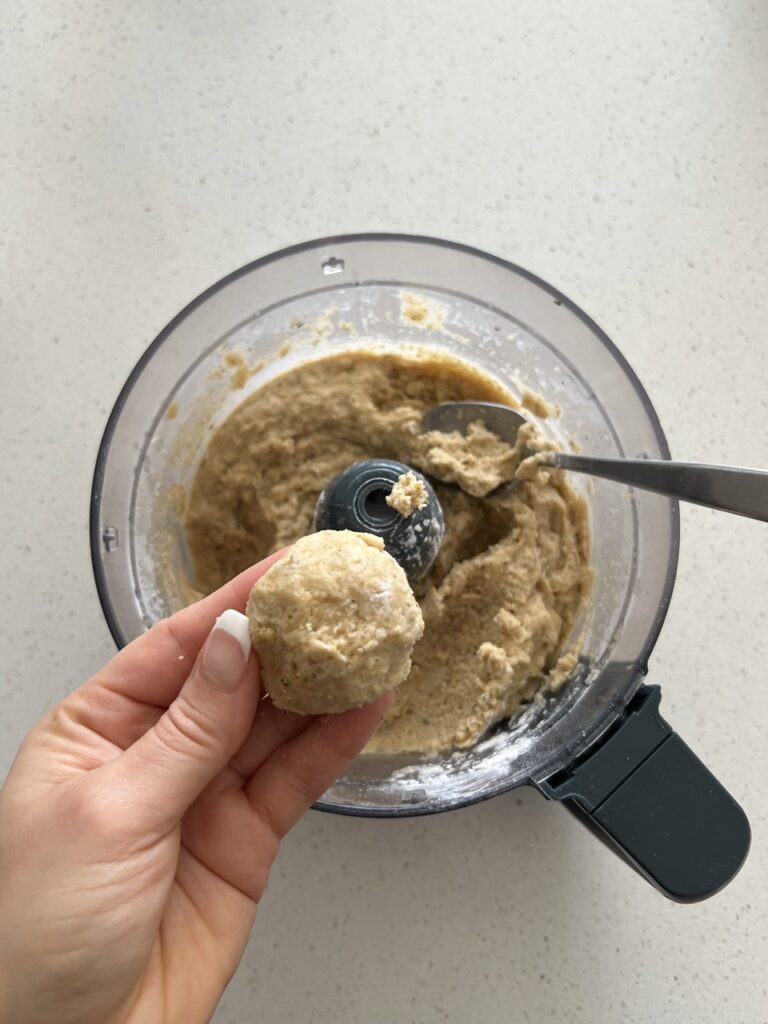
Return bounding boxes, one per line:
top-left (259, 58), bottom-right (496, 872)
top-left (186, 351), bottom-right (591, 753)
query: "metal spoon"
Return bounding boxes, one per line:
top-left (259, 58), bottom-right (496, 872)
top-left (423, 401), bottom-right (768, 522)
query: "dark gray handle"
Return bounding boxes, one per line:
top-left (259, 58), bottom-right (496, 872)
top-left (554, 455), bottom-right (768, 521)
top-left (539, 686), bottom-right (751, 902)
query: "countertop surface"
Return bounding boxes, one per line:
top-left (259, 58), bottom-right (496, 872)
top-left (2, 1), bottom-right (767, 1021)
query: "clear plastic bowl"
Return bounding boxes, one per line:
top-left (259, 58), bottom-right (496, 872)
top-left (91, 234), bottom-right (679, 816)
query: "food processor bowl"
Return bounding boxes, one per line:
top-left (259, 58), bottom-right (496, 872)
top-left (91, 235), bottom-right (749, 900)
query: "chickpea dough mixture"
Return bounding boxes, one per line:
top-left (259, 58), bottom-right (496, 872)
top-left (247, 530), bottom-right (424, 715)
top-left (186, 351), bottom-right (592, 753)
top-left (386, 471), bottom-right (429, 517)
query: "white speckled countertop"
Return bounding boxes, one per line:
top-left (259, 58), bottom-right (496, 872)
top-left (2, 1), bottom-right (767, 1021)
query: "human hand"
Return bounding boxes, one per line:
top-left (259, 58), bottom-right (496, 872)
top-left (0, 553), bottom-right (392, 1024)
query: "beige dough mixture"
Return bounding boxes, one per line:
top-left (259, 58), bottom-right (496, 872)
top-left (386, 471), bottom-right (429, 517)
top-left (186, 351), bottom-right (592, 753)
top-left (247, 530), bottom-right (424, 714)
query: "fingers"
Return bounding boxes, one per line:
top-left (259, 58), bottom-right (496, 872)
top-left (227, 698), bottom-right (313, 783)
top-left (178, 695), bottom-right (393, 906)
top-left (101, 612), bottom-right (263, 836)
top-left (69, 552), bottom-right (287, 752)
top-left (245, 692), bottom-right (394, 840)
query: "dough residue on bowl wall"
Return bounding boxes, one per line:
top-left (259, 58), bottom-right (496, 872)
top-left (183, 349), bottom-right (592, 754)
top-left (224, 350), bottom-right (265, 390)
top-left (400, 291), bottom-right (446, 332)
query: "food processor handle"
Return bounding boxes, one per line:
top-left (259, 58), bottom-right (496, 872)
top-left (538, 686), bottom-right (751, 901)
top-left (551, 455), bottom-right (768, 522)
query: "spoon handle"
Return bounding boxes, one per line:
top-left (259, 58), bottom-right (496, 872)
top-left (553, 454), bottom-right (768, 522)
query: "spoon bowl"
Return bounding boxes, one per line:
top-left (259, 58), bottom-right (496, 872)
top-left (426, 401), bottom-right (768, 521)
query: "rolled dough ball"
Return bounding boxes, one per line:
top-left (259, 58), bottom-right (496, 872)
top-left (246, 530), bottom-right (424, 714)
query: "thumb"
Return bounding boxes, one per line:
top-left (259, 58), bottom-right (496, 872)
top-left (106, 610), bottom-right (261, 835)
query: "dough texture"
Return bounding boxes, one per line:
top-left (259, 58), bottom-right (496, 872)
top-left (246, 530), bottom-right (424, 715)
top-left (386, 471), bottom-right (429, 517)
top-left (414, 421), bottom-right (519, 497)
top-left (186, 351), bottom-right (592, 753)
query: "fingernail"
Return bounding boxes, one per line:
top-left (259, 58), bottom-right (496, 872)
top-left (200, 610), bottom-right (252, 692)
